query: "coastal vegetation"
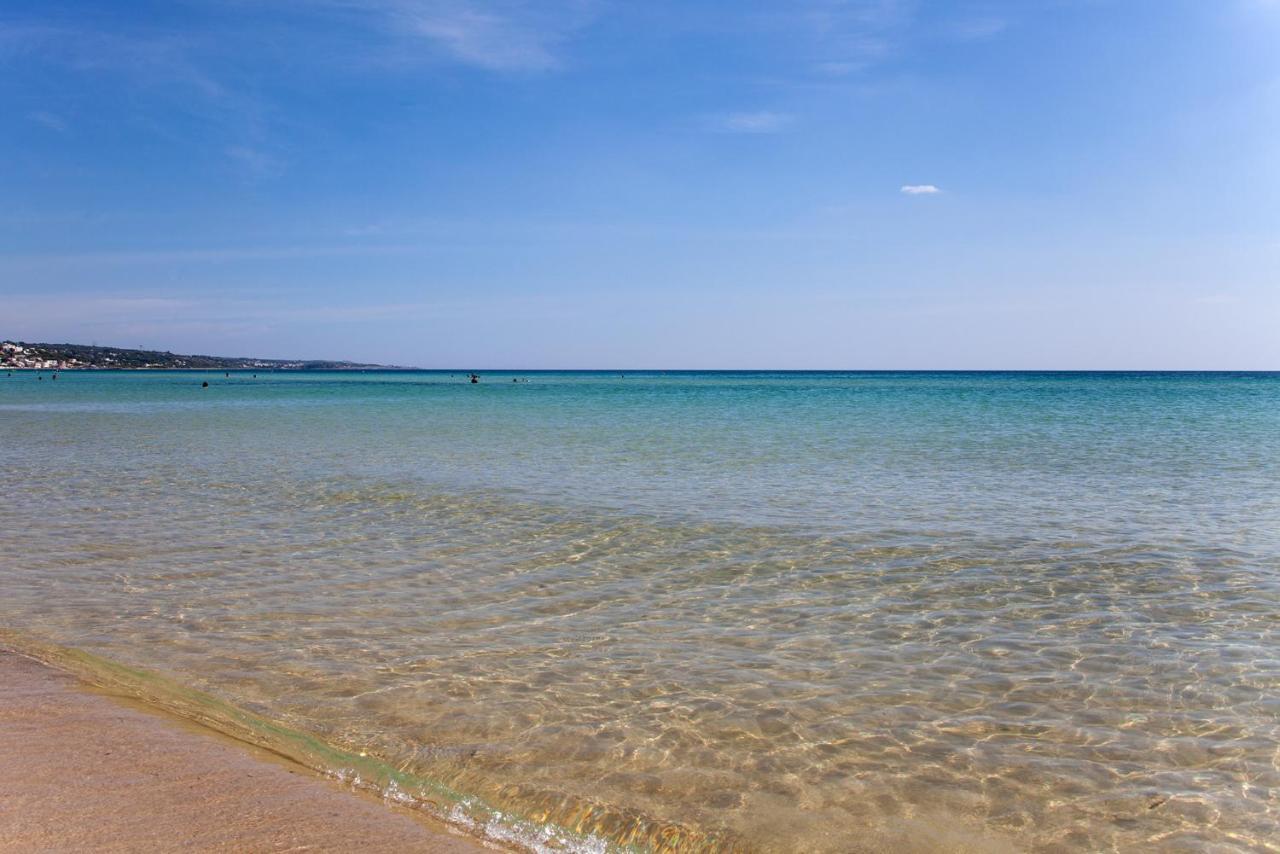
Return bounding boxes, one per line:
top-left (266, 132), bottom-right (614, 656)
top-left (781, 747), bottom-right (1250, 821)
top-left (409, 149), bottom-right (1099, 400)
top-left (0, 340), bottom-right (388, 371)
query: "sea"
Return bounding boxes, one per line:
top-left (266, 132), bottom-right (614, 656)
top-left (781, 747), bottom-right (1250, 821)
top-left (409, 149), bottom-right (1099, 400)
top-left (1, 370), bottom-right (1277, 852)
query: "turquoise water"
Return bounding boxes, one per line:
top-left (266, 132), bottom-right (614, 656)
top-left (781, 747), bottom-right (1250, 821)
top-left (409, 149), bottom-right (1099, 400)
top-left (2, 371), bottom-right (1278, 850)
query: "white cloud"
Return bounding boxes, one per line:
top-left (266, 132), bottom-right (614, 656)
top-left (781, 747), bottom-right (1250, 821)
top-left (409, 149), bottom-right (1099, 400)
top-left (708, 111), bottom-right (794, 134)
top-left (900, 184), bottom-right (941, 195)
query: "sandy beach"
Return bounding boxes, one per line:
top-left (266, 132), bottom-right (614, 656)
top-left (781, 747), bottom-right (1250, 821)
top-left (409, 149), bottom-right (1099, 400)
top-left (0, 648), bottom-right (488, 853)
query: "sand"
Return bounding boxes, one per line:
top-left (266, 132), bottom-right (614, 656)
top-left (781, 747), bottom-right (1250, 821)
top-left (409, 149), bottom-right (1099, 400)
top-left (0, 649), bottom-right (491, 852)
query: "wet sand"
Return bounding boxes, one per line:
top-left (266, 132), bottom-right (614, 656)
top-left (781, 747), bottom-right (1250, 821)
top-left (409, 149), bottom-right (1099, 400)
top-left (0, 649), bottom-right (489, 852)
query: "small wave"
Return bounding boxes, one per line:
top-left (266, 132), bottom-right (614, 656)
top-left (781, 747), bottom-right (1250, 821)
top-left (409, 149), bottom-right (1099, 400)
top-left (0, 629), bottom-right (696, 853)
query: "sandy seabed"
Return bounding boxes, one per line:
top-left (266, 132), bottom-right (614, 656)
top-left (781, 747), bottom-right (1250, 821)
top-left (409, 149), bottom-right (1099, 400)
top-left (0, 649), bottom-right (490, 853)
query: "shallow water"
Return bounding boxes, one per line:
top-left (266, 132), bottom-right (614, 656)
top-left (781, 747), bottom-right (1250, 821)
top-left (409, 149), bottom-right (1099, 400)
top-left (2, 371), bottom-right (1278, 851)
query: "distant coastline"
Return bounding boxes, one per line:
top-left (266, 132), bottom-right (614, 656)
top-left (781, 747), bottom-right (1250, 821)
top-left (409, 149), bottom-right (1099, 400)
top-left (0, 340), bottom-right (401, 371)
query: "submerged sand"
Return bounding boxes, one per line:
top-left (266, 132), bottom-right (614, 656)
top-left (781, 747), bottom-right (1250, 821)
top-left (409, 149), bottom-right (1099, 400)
top-left (0, 649), bottom-right (489, 852)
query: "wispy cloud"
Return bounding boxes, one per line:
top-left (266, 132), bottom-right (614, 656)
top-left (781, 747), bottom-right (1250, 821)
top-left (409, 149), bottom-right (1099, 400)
top-left (707, 111), bottom-right (794, 134)
top-left (1191, 293), bottom-right (1240, 306)
top-left (29, 110), bottom-right (69, 132)
top-left (392, 3), bottom-right (557, 70)
top-left (0, 294), bottom-right (301, 348)
top-left (0, 292), bottom-right (555, 346)
top-left (900, 184), bottom-right (940, 195)
top-left (226, 145), bottom-right (283, 178)
top-left (1, 17), bottom-right (288, 186)
top-left (0, 23), bottom-right (226, 98)
top-left (813, 60), bottom-right (863, 76)
top-left (803, 0), bottom-right (914, 35)
top-left (332, 0), bottom-right (596, 71)
top-left (0, 244), bottom-right (417, 273)
top-left (801, 0), bottom-right (913, 74)
top-left (949, 16), bottom-right (1007, 41)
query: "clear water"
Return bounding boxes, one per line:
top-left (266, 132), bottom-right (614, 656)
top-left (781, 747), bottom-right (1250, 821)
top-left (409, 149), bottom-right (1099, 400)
top-left (2, 370), bottom-right (1278, 851)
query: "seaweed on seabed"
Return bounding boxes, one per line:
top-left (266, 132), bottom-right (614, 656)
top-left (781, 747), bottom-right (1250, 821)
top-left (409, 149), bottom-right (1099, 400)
top-left (484, 777), bottom-right (752, 853)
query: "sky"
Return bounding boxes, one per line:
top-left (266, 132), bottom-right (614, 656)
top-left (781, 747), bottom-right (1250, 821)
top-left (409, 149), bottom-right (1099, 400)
top-left (2, 0), bottom-right (1278, 368)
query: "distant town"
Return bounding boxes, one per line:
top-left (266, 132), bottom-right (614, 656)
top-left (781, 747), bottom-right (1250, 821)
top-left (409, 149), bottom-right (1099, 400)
top-left (0, 341), bottom-right (392, 371)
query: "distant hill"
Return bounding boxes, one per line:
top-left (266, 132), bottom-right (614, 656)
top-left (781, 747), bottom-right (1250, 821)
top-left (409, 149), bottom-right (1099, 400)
top-left (0, 341), bottom-right (396, 371)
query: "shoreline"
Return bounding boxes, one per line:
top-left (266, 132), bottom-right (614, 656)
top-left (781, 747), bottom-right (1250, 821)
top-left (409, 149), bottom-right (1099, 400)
top-left (0, 648), bottom-right (494, 852)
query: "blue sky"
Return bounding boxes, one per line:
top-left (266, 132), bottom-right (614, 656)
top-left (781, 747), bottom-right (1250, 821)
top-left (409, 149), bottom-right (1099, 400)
top-left (2, 0), bottom-right (1278, 368)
